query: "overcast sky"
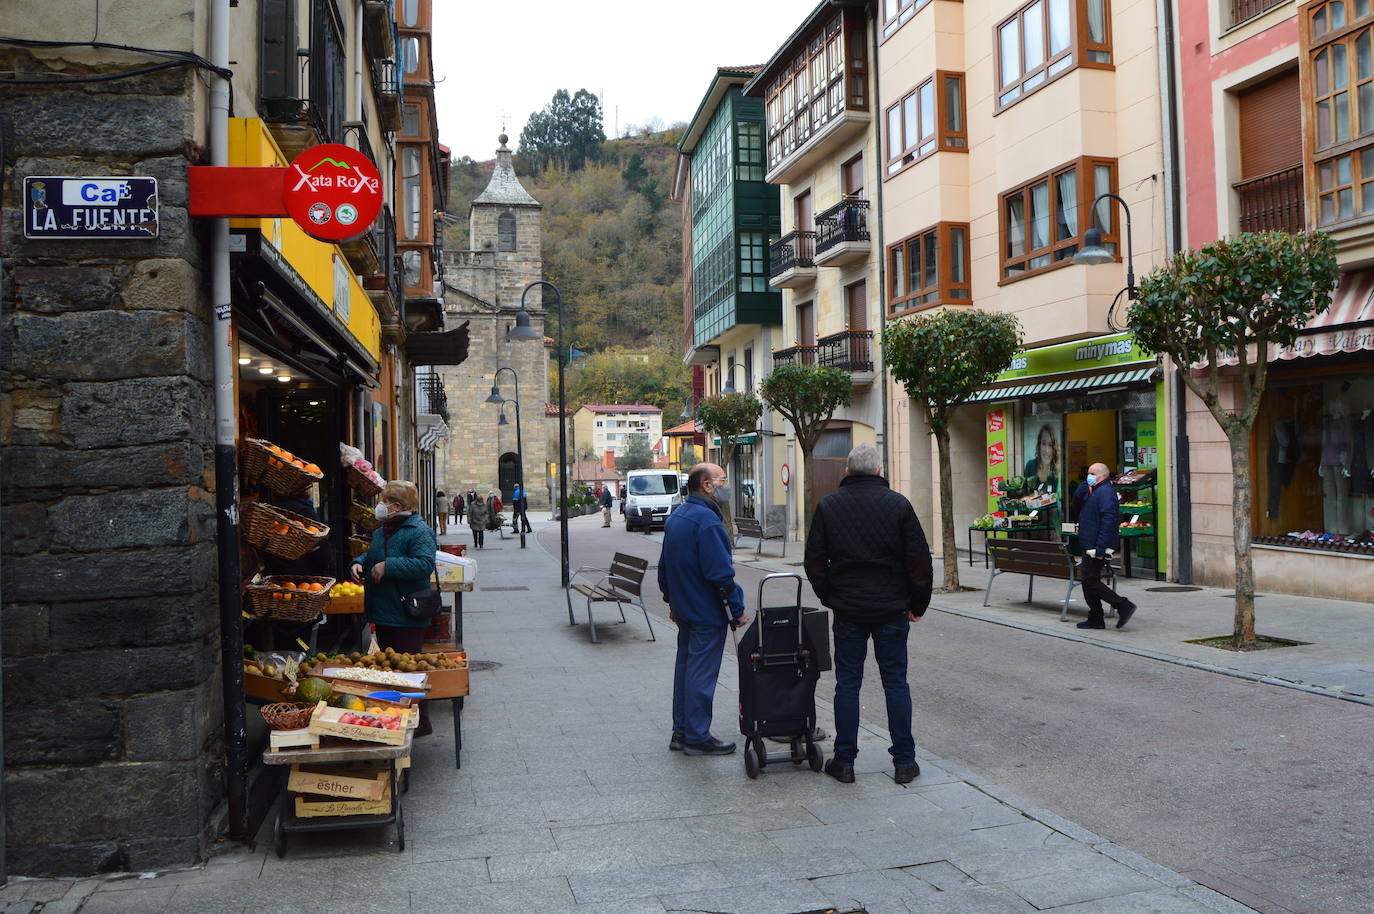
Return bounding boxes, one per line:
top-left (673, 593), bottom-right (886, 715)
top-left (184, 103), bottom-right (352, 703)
top-left (431, 0), bottom-right (819, 162)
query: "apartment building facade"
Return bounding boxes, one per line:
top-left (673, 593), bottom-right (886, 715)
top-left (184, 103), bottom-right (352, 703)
top-left (677, 66), bottom-right (787, 529)
top-left (745, 1), bottom-right (887, 536)
top-left (874, 0), bottom-right (1174, 576)
top-left (1174, 0), bottom-right (1374, 599)
top-left (573, 404), bottom-right (665, 459)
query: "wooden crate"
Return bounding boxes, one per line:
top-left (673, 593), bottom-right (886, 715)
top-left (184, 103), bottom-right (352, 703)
top-left (269, 728), bottom-right (319, 752)
top-left (324, 594), bottom-right (364, 615)
top-left (307, 701), bottom-right (407, 746)
top-left (425, 655), bottom-right (469, 700)
top-left (294, 780), bottom-right (392, 818)
top-left (288, 763), bottom-right (389, 801)
top-left (244, 670), bottom-right (289, 702)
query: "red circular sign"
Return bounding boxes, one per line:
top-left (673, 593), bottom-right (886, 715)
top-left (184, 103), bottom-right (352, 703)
top-left (283, 143), bottom-right (383, 242)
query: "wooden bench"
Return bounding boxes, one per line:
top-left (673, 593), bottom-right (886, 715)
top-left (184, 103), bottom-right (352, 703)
top-left (983, 539), bottom-right (1116, 621)
top-left (734, 516), bottom-right (787, 557)
top-left (564, 552), bottom-right (655, 643)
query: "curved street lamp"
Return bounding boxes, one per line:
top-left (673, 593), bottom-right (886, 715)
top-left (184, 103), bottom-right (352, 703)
top-left (482, 365), bottom-right (525, 549)
top-left (1073, 192), bottom-right (1137, 331)
top-left (509, 281), bottom-right (571, 593)
top-left (719, 361), bottom-right (751, 395)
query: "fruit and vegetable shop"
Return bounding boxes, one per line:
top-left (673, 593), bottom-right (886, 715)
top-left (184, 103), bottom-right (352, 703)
top-left (964, 332), bottom-right (1167, 579)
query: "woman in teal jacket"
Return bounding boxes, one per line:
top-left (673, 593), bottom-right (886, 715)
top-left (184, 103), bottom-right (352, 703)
top-left (350, 480), bottom-right (437, 735)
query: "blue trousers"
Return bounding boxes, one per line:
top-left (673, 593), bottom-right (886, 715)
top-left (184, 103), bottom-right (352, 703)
top-left (832, 614), bottom-right (915, 766)
top-left (672, 620), bottom-right (728, 745)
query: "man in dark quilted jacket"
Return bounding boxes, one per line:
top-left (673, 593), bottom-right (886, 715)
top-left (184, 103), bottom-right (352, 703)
top-left (805, 443), bottom-right (932, 785)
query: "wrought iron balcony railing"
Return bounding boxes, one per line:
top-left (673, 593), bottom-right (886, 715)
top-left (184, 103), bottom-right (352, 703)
top-left (1234, 165), bottom-right (1304, 234)
top-left (768, 231), bottom-right (817, 278)
top-left (815, 199), bottom-right (870, 254)
top-left (816, 329), bottom-right (873, 373)
top-left (772, 344), bottom-right (818, 368)
top-left (418, 372), bottom-right (448, 423)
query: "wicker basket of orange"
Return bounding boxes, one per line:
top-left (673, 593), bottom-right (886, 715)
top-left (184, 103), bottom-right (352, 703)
top-left (245, 575), bottom-right (336, 623)
top-left (242, 501), bottom-right (329, 560)
top-left (242, 437), bottom-right (324, 497)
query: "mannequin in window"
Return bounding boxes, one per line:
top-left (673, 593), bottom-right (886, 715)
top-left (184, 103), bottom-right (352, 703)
top-left (1318, 398), bottom-right (1352, 535)
top-left (1350, 406), bottom-right (1374, 499)
top-left (1266, 418), bottom-right (1302, 518)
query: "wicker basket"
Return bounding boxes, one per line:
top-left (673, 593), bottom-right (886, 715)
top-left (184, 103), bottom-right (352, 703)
top-left (345, 462), bottom-right (383, 498)
top-left (242, 437), bottom-right (324, 497)
top-left (348, 501), bottom-right (381, 534)
top-left (242, 501), bottom-right (330, 561)
top-left (245, 574), bottom-right (336, 623)
top-left (348, 535), bottom-right (372, 559)
top-left (260, 702), bottom-right (316, 731)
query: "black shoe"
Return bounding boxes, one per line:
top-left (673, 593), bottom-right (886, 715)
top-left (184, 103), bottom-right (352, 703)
top-left (683, 737), bottom-right (735, 756)
top-left (669, 731), bottom-right (685, 751)
top-left (824, 759), bottom-right (855, 783)
top-left (1116, 600), bottom-right (1137, 629)
top-left (1076, 620), bottom-right (1106, 629)
top-left (894, 762), bottom-right (921, 784)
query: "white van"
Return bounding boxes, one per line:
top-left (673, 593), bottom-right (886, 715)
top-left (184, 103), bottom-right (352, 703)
top-left (623, 469), bottom-right (685, 532)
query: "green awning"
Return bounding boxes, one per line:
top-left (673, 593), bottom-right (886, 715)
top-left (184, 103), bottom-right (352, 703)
top-left (968, 367), bottom-right (1158, 403)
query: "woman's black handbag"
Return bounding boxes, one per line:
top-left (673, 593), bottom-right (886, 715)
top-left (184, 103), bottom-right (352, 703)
top-left (385, 538), bottom-right (443, 620)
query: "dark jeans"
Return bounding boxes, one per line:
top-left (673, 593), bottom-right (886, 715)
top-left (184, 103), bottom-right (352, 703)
top-left (375, 623), bottom-right (432, 736)
top-left (469, 524), bottom-right (484, 547)
top-left (671, 620), bottom-right (728, 745)
top-left (1081, 555), bottom-right (1127, 624)
top-left (832, 614), bottom-right (914, 767)
top-left (513, 506), bottom-right (532, 533)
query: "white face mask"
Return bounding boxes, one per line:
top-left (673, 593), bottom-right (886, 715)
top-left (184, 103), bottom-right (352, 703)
top-left (374, 501), bottom-right (391, 520)
top-left (1085, 474), bottom-right (1099, 487)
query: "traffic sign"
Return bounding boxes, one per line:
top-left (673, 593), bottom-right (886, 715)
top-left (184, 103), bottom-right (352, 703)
top-left (781, 463), bottom-right (790, 489)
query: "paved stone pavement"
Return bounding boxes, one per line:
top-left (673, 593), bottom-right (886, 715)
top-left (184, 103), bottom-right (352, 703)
top-left (4, 516), bottom-right (1258, 914)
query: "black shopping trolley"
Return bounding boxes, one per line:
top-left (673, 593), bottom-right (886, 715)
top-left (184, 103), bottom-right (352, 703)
top-left (736, 573), bottom-right (826, 779)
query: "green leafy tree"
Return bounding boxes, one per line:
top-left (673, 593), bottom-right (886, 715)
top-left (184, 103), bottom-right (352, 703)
top-left (679, 443), bottom-right (700, 468)
top-left (518, 89), bottom-right (606, 172)
top-left (567, 346), bottom-right (691, 412)
top-left (883, 310), bottom-right (1023, 592)
top-left (758, 365), bottom-right (853, 537)
top-left (1129, 230), bottom-right (1338, 648)
top-left (697, 393), bottom-right (763, 540)
top-left (615, 433), bottom-right (654, 472)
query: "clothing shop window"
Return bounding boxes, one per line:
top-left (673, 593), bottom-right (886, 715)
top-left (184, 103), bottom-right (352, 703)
top-left (1251, 370), bottom-right (1374, 550)
top-left (885, 72), bottom-right (967, 176)
top-left (996, 0), bottom-right (1111, 112)
top-left (1001, 156), bottom-right (1118, 282)
top-left (1304, 1), bottom-right (1374, 225)
top-left (887, 222), bottom-right (971, 314)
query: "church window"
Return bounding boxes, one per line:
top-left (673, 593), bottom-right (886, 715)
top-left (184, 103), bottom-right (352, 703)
top-left (498, 211), bottom-right (517, 251)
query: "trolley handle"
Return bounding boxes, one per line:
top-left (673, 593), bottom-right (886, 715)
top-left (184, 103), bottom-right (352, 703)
top-left (756, 572), bottom-right (803, 612)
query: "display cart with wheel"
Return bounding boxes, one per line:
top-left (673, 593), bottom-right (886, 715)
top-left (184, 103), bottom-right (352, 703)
top-left (736, 574), bottom-right (825, 779)
top-left (262, 728), bottom-right (412, 858)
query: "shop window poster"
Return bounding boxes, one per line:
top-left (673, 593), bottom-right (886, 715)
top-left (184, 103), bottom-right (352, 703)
top-left (986, 407), bottom-right (1009, 512)
top-left (1022, 418), bottom-right (1063, 500)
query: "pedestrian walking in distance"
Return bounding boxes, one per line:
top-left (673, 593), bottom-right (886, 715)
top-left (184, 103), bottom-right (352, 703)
top-left (1071, 462), bottom-right (1138, 630)
top-left (512, 481), bottom-right (532, 534)
top-left (452, 490), bottom-right (466, 524)
top-left (466, 490), bottom-right (490, 549)
top-left (599, 484), bottom-right (614, 527)
top-left (658, 463), bottom-right (751, 756)
top-left (435, 490), bottom-right (447, 535)
top-left (804, 444), bottom-right (932, 785)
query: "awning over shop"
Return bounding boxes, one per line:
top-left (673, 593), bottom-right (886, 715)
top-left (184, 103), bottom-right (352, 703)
top-left (712, 432), bottom-right (757, 447)
top-left (1217, 269), bottom-right (1374, 365)
top-left (968, 367), bottom-right (1158, 403)
top-left (404, 321), bottom-right (471, 366)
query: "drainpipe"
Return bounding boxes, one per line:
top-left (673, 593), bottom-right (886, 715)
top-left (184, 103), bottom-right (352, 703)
top-left (209, 0), bottom-right (248, 841)
top-left (353, 1), bottom-right (363, 124)
top-left (1157, 0), bottom-right (1192, 583)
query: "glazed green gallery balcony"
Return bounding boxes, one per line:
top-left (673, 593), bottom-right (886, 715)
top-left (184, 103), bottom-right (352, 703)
top-left (689, 88), bottom-right (783, 348)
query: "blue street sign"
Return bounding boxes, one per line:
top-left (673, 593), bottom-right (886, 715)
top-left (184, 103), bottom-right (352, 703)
top-left (23, 176), bottom-right (159, 239)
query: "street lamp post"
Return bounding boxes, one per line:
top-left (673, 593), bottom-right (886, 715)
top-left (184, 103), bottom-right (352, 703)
top-left (484, 367), bottom-right (525, 549)
top-left (509, 280), bottom-right (570, 591)
top-left (1073, 193), bottom-right (1137, 330)
top-left (719, 361), bottom-right (750, 395)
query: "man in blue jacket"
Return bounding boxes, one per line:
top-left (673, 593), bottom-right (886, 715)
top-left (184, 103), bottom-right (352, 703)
top-left (658, 463), bottom-right (751, 755)
top-left (1073, 462), bottom-right (1138, 630)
